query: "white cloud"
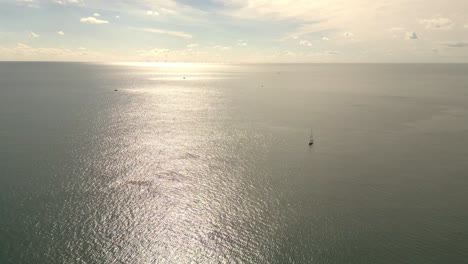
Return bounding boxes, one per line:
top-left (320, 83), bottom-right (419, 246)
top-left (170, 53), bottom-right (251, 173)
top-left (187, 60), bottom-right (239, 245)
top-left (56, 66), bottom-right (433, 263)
top-left (93, 13), bottom-right (101, 17)
top-left (220, 0), bottom-right (376, 38)
top-left (150, 48), bottom-right (170, 53)
top-left (299, 40), bottom-right (312, 46)
top-left (213, 45), bottom-right (231, 50)
top-left (16, 43), bottom-right (31, 49)
top-left (30, 31), bottom-right (39, 38)
top-left (57, 31), bottom-right (65, 35)
top-left (48, 0), bottom-right (207, 24)
top-left (135, 47), bottom-right (210, 62)
top-left (160, 8), bottom-right (176, 14)
top-left (54, 0), bottom-right (82, 5)
top-left (115, 15), bottom-right (120, 19)
top-left (147, 10), bottom-right (160, 16)
top-left (419, 16), bottom-right (454, 30)
top-left (0, 43), bottom-right (116, 61)
top-left (80, 17), bottom-right (109, 24)
top-left (136, 27), bottom-right (192, 39)
top-left (6, 0), bottom-right (468, 63)
top-left (187, 43), bottom-right (198, 48)
top-left (389, 27), bottom-right (408, 39)
top-left (146, 8), bottom-right (178, 17)
top-left (405, 32), bottom-right (418, 40)
top-left (237, 40), bottom-right (247, 46)
top-left (219, 0), bottom-right (468, 47)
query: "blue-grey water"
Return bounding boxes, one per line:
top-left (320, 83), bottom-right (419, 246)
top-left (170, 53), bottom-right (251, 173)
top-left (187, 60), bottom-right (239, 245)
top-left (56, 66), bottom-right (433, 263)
top-left (1, 62), bottom-right (468, 263)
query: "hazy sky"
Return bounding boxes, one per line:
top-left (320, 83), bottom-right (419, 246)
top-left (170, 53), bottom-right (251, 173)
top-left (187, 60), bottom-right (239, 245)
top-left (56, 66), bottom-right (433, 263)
top-left (1, 0), bottom-right (468, 62)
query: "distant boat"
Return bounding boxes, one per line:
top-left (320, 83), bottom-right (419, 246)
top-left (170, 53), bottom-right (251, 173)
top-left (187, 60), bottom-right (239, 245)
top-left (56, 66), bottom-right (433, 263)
top-left (308, 129), bottom-right (314, 146)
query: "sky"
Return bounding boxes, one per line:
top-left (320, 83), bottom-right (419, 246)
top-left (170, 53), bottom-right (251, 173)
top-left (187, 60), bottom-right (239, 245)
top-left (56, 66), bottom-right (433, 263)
top-left (1, 0), bottom-right (468, 62)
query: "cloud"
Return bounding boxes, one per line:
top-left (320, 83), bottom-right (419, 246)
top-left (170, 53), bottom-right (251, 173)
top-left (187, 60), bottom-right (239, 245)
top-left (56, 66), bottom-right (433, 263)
top-left (6, 0), bottom-right (468, 63)
top-left (103, 0), bottom-right (208, 24)
top-left (420, 16), bottom-right (454, 30)
top-left (135, 47), bottom-right (209, 62)
top-left (220, 1), bottom-right (372, 39)
top-left (213, 45), bottom-right (231, 50)
top-left (46, 0), bottom-right (207, 24)
top-left (57, 31), bottom-right (65, 35)
top-left (147, 10), bottom-right (160, 16)
top-left (30, 31), bottom-right (39, 38)
top-left (405, 32), bottom-right (418, 40)
top-left (80, 17), bottom-right (109, 24)
top-left (145, 7), bottom-right (178, 17)
top-left (16, 43), bottom-right (31, 49)
top-left (187, 43), bottom-right (198, 48)
top-left (0, 43), bottom-right (116, 61)
top-left (18, 0), bottom-right (38, 8)
top-left (136, 27), bottom-right (192, 39)
top-left (218, 0), bottom-right (468, 48)
top-left (93, 13), bottom-right (101, 17)
top-left (390, 27), bottom-right (415, 39)
top-left (54, 0), bottom-right (82, 5)
top-left (237, 40), bottom-right (247, 46)
top-left (299, 40), bottom-right (312, 46)
top-left (115, 15), bottom-right (120, 19)
top-left (143, 48), bottom-right (170, 55)
top-left (445, 42), bottom-right (468, 48)
top-left (160, 8), bottom-right (176, 14)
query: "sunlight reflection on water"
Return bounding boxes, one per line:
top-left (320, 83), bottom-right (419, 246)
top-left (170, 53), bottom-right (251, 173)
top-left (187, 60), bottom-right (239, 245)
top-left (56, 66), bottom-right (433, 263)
top-left (66, 64), bottom-right (287, 262)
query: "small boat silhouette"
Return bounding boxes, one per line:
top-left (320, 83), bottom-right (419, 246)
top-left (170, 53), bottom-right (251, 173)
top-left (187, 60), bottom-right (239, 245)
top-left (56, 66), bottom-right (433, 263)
top-left (308, 129), bottom-right (314, 146)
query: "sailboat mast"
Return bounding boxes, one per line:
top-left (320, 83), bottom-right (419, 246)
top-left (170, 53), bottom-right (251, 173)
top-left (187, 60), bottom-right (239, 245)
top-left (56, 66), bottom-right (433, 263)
top-left (309, 129), bottom-right (314, 145)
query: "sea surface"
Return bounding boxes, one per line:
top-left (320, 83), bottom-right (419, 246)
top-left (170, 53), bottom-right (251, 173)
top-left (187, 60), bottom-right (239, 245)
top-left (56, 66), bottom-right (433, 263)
top-left (1, 62), bottom-right (468, 263)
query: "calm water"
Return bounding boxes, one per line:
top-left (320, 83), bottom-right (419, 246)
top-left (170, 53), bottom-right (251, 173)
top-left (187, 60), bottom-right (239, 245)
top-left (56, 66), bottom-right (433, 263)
top-left (1, 62), bottom-right (468, 263)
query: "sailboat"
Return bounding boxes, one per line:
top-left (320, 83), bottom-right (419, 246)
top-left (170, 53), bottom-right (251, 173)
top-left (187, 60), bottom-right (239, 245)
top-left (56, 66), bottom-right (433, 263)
top-left (308, 129), bottom-right (314, 146)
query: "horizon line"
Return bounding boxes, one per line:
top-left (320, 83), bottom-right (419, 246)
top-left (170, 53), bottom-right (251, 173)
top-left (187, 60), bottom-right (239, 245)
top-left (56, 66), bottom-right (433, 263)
top-left (1, 61), bottom-right (468, 64)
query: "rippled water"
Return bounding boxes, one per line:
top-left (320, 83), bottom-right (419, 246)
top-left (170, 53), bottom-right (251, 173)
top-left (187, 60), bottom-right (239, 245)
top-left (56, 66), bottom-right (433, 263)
top-left (1, 62), bottom-right (468, 263)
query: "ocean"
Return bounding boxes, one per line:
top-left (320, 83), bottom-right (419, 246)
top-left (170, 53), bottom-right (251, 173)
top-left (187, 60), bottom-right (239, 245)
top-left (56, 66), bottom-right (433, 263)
top-left (1, 62), bottom-right (468, 263)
